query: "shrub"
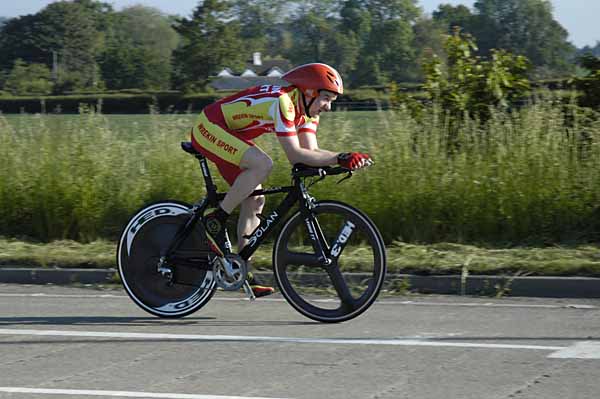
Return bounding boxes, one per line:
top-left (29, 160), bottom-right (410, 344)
top-left (572, 53), bottom-right (600, 109)
top-left (421, 28), bottom-right (531, 120)
top-left (4, 59), bottom-right (54, 96)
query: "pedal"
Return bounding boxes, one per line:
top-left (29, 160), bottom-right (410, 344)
top-left (243, 280), bottom-right (256, 301)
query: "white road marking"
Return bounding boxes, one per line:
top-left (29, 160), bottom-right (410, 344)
top-left (0, 328), bottom-right (564, 352)
top-left (548, 341), bottom-right (600, 359)
top-left (0, 293), bottom-right (127, 299)
top-left (0, 387), bottom-right (286, 399)
top-left (0, 292), bottom-right (597, 309)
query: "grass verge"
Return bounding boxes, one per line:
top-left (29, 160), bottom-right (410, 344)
top-left (1, 238), bottom-right (599, 277)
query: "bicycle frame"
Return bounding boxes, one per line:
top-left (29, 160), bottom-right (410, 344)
top-left (163, 146), bottom-right (332, 268)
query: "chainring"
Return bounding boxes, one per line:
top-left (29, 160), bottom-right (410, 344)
top-left (212, 254), bottom-right (247, 291)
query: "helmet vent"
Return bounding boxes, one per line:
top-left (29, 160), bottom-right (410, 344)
top-left (326, 72), bottom-right (339, 87)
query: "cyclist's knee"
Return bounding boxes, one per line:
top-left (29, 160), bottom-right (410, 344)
top-left (242, 193), bottom-right (265, 210)
top-left (242, 148), bottom-right (273, 177)
top-left (249, 195), bottom-right (266, 212)
top-left (255, 153), bottom-right (273, 177)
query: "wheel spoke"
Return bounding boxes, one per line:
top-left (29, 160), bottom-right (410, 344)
top-left (328, 219), bottom-right (357, 261)
top-left (283, 251), bottom-right (323, 267)
top-left (326, 264), bottom-right (357, 310)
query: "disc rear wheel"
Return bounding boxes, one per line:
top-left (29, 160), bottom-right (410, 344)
top-left (117, 201), bottom-right (215, 318)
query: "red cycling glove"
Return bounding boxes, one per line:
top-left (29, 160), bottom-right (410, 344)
top-left (337, 152), bottom-right (373, 170)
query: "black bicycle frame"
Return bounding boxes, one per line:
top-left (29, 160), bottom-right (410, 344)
top-left (164, 147), bottom-right (332, 267)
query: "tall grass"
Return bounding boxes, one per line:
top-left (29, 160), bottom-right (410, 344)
top-left (1, 100), bottom-right (600, 244)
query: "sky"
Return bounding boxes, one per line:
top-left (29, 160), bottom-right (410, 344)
top-left (0, 0), bottom-right (598, 48)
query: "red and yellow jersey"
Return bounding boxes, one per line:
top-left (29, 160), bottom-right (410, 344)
top-left (209, 85), bottom-right (319, 140)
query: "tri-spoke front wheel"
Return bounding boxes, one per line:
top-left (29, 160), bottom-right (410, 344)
top-left (273, 201), bottom-right (386, 323)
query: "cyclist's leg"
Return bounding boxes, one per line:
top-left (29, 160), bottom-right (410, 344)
top-left (220, 147), bottom-right (272, 213)
top-left (191, 109), bottom-right (272, 255)
top-left (237, 190), bottom-right (275, 297)
top-left (191, 109), bottom-right (253, 255)
top-left (227, 157), bottom-right (275, 297)
top-left (237, 189), bottom-right (265, 252)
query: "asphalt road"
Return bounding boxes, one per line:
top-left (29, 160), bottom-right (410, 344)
top-left (0, 283), bottom-right (599, 399)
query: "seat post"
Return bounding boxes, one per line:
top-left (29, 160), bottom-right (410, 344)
top-left (196, 154), bottom-right (219, 205)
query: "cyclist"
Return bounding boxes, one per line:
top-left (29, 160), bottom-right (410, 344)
top-left (189, 63), bottom-right (373, 297)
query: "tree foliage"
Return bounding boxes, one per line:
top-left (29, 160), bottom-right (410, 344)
top-left (4, 59), bottom-right (54, 95)
top-left (572, 54), bottom-right (600, 109)
top-left (422, 29), bottom-right (531, 120)
top-left (100, 6), bottom-right (178, 90)
top-left (0, 0), bottom-right (590, 95)
top-left (0, 0), bottom-right (111, 92)
top-left (578, 42), bottom-right (600, 58)
top-left (172, 0), bottom-right (245, 91)
top-left (432, 0), bottom-right (575, 78)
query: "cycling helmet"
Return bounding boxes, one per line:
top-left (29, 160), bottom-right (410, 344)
top-left (282, 63), bottom-right (344, 97)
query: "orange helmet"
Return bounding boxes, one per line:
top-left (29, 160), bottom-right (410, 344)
top-left (282, 63), bottom-right (344, 97)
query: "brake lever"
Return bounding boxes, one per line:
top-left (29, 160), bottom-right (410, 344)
top-left (336, 171), bottom-right (353, 184)
top-left (307, 172), bottom-right (326, 189)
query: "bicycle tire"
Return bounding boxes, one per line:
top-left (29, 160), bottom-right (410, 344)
top-left (117, 200), bottom-right (215, 318)
top-left (273, 201), bottom-right (386, 323)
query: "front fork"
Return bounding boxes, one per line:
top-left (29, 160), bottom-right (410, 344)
top-left (301, 192), bottom-right (332, 267)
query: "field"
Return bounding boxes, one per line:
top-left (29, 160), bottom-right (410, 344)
top-left (1, 102), bottom-right (600, 247)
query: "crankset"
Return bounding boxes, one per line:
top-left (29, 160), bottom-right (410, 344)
top-left (212, 253), bottom-right (248, 291)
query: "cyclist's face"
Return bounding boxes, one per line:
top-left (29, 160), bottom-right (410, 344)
top-left (309, 90), bottom-right (337, 116)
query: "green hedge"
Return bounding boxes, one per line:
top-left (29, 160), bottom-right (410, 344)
top-left (0, 90), bottom-right (396, 114)
top-left (0, 93), bottom-right (221, 114)
top-left (0, 84), bottom-right (574, 114)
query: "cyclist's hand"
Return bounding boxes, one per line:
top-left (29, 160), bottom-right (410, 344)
top-left (337, 152), bottom-right (373, 170)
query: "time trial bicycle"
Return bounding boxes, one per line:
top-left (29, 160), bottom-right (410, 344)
top-left (117, 141), bottom-right (386, 323)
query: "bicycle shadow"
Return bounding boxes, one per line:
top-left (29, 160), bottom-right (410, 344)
top-left (0, 316), bottom-right (317, 327)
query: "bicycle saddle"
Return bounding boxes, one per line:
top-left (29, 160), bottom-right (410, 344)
top-left (181, 141), bottom-right (200, 155)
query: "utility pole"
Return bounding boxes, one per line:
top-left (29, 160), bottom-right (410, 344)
top-left (52, 51), bottom-right (58, 83)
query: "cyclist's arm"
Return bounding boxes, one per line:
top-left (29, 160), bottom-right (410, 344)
top-left (278, 134), bottom-right (338, 166)
top-left (297, 118), bottom-right (336, 156)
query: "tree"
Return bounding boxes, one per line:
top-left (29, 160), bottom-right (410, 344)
top-left (172, 0), bottom-right (245, 90)
top-left (471, 0), bottom-right (575, 76)
top-left (283, 11), bottom-right (334, 65)
top-left (358, 0), bottom-right (421, 83)
top-left (4, 59), bottom-right (54, 95)
top-left (432, 4), bottom-right (473, 33)
top-left (54, 2), bottom-right (104, 90)
top-left (100, 6), bottom-right (178, 89)
top-left (0, 0), bottom-right (113, 92)
top-left (233, 0), bottom-right (284, 54)
top-left (323, 30), bottom-right (361, 79)
top-left (0, 14), bottom-right (56, 70)
top-left (281, 1), bottom-right (361, 72)
top-left (578, 42), bottom-right (600, 58)
top-left (340, 0), bottom-right (371, 41)
top-left (412, 17), bottom-right (446, 79)
top-left (116, 6), bottom-right (179, 60)
top-left (366, 0), bottom-right (420, 22)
